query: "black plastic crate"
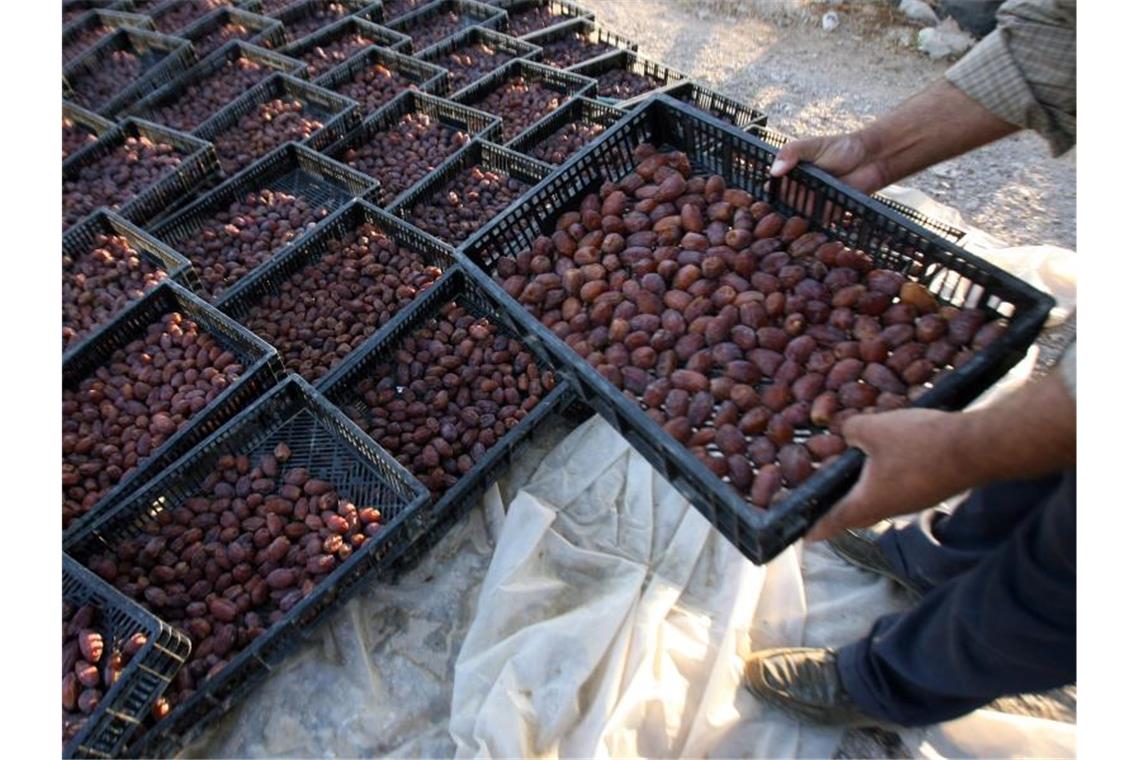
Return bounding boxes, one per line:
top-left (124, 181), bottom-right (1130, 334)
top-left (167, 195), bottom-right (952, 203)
top-left (62, 117), bottom-right (219, 234)
top-left (375, 379), bottom-right (579, 583)
top-left (62, 101), bottom-right (115, 161)
top-left (179, 6), bottom-right (289, 57)
top-left (743, 123), bottom-right (968, 244)
top-left (63, 27), bottom-right (198, 117)
top-left (194, 72), bottom-right (362, 175)
top-left (63, 8), bottom-right (155, 64)
top-left (63, 375), bottom-right (430, 758)
top-left (450, 58), bottom-right (597, 142)
top-left (526, 17), bottom-right (636, 68)
top-left (62, 210), bottom-right (197, 353)
top-left (281, 16), bottom-right (413, 77)
top-left (456, 96), bottom-right (1055, 565)
top-left (215, 199), bottom-right (455, 382)
top-left (269, 0), bottom-right (385, 42)
top-left (62, 280), bottom-right (282, 539)
top-left (414, 25), bottom-right (540, 94)
top-left (499, 0), bottom-right (593, 37)
top-left (383, 0), bottom-right (507, 53)
top-left (324, 91), bottom-right (502, 204)
top-left (64, 0), bottom-right (132, 26)
top-left (319, 264), bottom-right (564, 518)
top-left (312, 44), bottom-right (449, 116)
top-left (149, 142), bottom-right (378, 301)
top-left (248, 0), bottom-right (305, 12)
top-left (380, 0), bottom-right (437, 21)
top-left (146, 0), bottom-right (248, 35)
top-left (568, 48), bottom-right (688, 106)
top-left (505, 96), bottom-right (624, 166)
top-left (62, 555), bottom-right (192, 760)
top-left (125, 41), bottom-right (306, 133)
top-left (384, 138), bottom-right (552, 247)
top-left (623, 81), bottom-right (768, 129)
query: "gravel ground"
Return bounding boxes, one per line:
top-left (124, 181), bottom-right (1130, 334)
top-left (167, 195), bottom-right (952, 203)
top-left (578, 0), bottom-right (1076, 753)
top-left (582, 0), bottom-right (1076, 251)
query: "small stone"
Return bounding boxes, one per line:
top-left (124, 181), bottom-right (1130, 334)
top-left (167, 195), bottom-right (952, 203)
top-left (917, 18), bottom-right (975, 59)
top-left (899, 0), bottom-right (940, 26)
top-left (821, 11), bottom-right (840, 31)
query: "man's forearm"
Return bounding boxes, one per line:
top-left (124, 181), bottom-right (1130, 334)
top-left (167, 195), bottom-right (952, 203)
top-left (948, 371), bottom-right (1076, 485)
top-left (857, 78), bottom-right (1020, 187)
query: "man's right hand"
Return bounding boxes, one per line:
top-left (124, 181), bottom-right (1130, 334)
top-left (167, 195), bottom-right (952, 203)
top-left (770, 132), bottom-right (890, 195)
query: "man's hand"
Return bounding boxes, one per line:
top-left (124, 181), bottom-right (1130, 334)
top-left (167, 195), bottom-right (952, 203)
top-left (770, 132), bottom-right (890, 195)
top-left (804, 409), bottom-right (972, 542)
top-left (804, 371), bottom-right (1076, 543)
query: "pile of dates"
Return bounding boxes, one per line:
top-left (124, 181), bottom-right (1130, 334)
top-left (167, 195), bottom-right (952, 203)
top-left (238, 220), bottom-right (445, 382)
top-left (62, 312), bottom-right (247, 529)
top-left (341, 112), bottom-right (473, 206)
top-left (62, 603), bottom-right (151, 746)
top-left (406, 164), bottom-right (531, 246)
top-left (346, 303), bottom-right (558, 498)
top-left (211, 97), bottom-right (327, 175)
top-left (83, 442), bottom-right (387, 708)
top-left (469, 76), bottom-right (568, 141)
top-left (494, 143), bottom-right (1007, 507)
top-left (63, 135), bottom-right (185, 230)
top-left (171, 189), bottom-right (329, 300)
top-left (62, 230), bottom-right (170, 351)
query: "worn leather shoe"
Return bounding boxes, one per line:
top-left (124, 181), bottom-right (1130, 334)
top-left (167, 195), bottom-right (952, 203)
top-left (828, 524), bottom-right (927, 598)
top-left (743, 647), bottom-right (900, 730)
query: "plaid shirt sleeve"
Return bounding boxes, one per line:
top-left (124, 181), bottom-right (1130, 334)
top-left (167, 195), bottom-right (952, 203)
top-left (945, 0), bottom-right (1076, 156)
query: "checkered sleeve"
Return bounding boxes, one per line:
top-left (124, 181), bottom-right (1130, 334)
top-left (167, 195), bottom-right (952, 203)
top-left (945, 0), bottom-right (1076, 156)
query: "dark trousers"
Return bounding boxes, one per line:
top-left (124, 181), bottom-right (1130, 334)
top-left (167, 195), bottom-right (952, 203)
top-left (835, 471), bottom-right (1076, 726)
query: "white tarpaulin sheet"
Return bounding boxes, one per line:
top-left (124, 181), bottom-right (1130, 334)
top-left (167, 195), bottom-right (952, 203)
top-left (186, 192), bottom-right (1075, 759)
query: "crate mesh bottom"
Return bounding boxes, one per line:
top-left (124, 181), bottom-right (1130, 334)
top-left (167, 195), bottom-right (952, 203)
top-left (267, 169), bottom-right (357, 213)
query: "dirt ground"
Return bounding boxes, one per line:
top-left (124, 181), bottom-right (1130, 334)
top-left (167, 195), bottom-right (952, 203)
top-left (576, 1), bottom-right (1076, 753)
top-left (581, 0), bottom-right (1076, 252)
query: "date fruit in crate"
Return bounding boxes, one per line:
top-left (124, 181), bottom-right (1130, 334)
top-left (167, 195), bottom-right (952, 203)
top-left (469, 76), bottom-right (568, 141)
top-left (69, 49), bottom-right (142, 111)
top-left (508, 6), bottom-right (573, 36)
top-left (239, 221), bottom-right (445, 383)
top-left (145, 58), bottom-right (280, 133)
top-left (153, 0), bottom-right (233, 34)
top-left (195, 20), bottom-right (267, 59)
top-left (63, 135), bottom-right (186, 230)
top-left (298, 33), bottom-right (378, 78)
top-left (343, 112), bottom-right (474, 206)
top-left (62, 232), bottom-right (171, 351)
top-left (346, 303), bottom-right (558, 499)
top-left (175, 189), bottom-right (330, 300)
top-left (62, 115), bottom-right (101, 161)
top-left (528, 120), bottom-right (607, 166)
top-left (403, 11), bottom-right (477, 52)
top-left (328, 62), bottom-right (415, 116)
top-left (384, 0), bottom-right (434, 18)
top-left (493, 142), bottom-right (1008, 508)
top-left (596, 69), bottom-right (658, 100)
top-left (65, 23), bottom-right (114, 65)
top-left (540, 32), bottom-right (616, 68)
top-left (62, 601), bottom-right (150, 748)
top-left (407, 165), bottom-right (531, 246)
top-left (438, 42), bottom-right (516, 92)
top-left (281, 3), bottom-right (358, 41)
top-left (62, 312), bottom-right (248, 529)
top-left (212, 98), bottom-right (328, 176)
top-left (82, 443), bottom-right (386, 711)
